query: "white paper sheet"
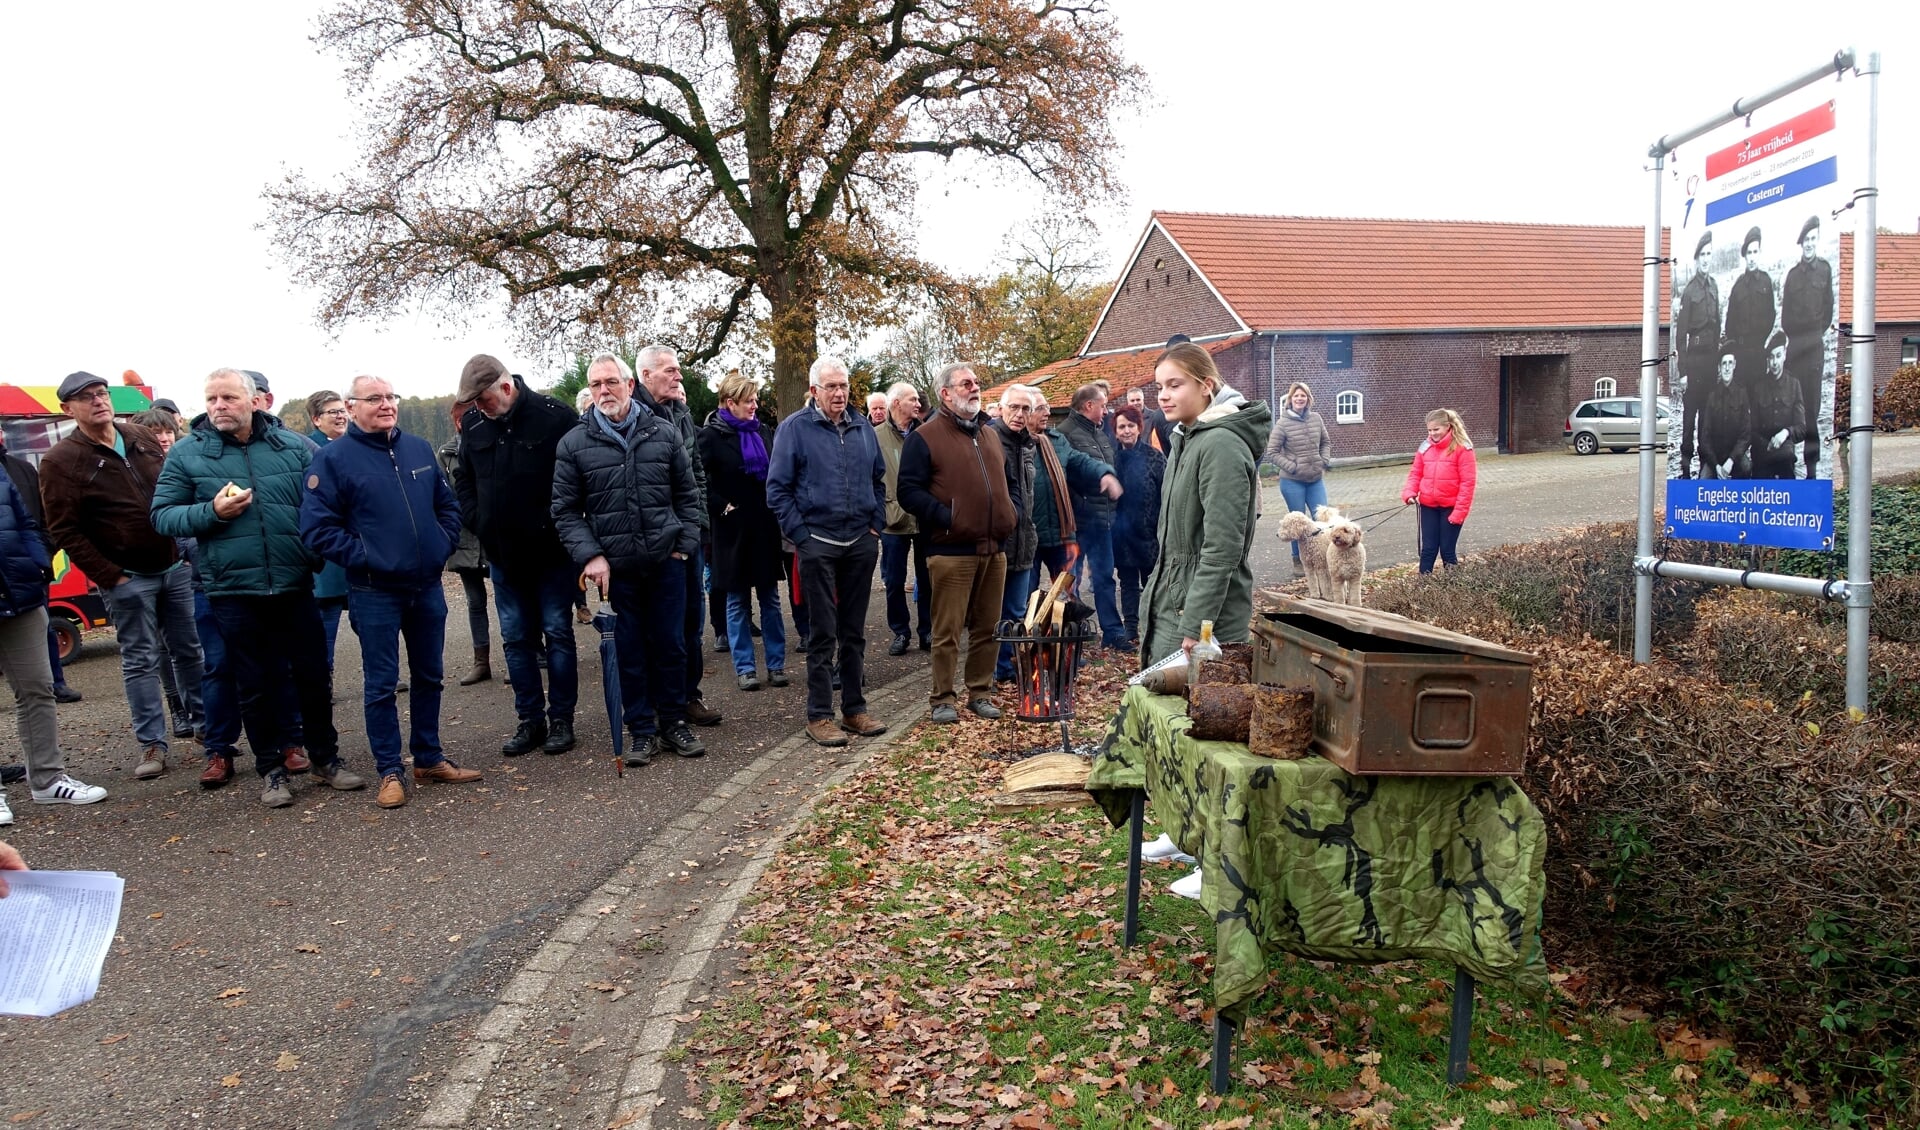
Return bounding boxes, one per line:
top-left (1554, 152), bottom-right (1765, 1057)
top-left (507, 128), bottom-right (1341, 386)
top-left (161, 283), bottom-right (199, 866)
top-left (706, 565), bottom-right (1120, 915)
top-left (0, 869), bottom-right (124, 1017)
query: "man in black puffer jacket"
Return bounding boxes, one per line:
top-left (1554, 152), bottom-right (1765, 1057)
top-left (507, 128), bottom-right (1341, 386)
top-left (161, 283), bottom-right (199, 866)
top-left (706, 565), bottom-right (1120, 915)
top-left (456, 355), bottom-right (582, 757)
top-left (634, 344), bottom-right (721, 727)
top-left (553, 354), bottom-right (705, 766)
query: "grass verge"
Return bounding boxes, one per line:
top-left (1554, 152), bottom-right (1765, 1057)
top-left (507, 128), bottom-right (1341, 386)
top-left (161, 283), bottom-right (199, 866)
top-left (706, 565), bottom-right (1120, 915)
top-left (681, 660), bottom-right (1808, 1129)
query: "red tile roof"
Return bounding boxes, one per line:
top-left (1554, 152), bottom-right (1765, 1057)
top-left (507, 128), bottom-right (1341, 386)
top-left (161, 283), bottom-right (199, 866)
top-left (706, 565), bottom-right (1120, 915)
top-left (1840, 231), bottom-right (1920, 323)
top-left (984, 334), bottom-right (1250, 405)
top-left (1149, 211), bottom-right (1920, 333)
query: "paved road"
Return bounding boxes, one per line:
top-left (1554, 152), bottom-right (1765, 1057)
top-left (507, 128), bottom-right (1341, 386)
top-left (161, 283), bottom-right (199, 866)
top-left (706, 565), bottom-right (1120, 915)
top-left (5, 434), bottom-right (1916, 1129)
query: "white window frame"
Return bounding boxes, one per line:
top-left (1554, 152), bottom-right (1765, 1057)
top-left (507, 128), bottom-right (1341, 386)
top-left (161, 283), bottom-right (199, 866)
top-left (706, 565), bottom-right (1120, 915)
top-left (1593, 377), bottom-right (1617, 398)
top-left (1334, 390), bottom-right (1363, 424)
top-left (1902, 340), bottom-right (1918, 367)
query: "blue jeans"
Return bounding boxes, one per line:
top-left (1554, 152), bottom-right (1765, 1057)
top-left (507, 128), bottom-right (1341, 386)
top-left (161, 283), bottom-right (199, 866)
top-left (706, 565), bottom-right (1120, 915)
top-left (1279, 477), bottom-right (1330, 559)
top-left (610, 561), bottom-right (687, 738)
top-left (726, 585), bottom-right (787, 676)
top-left (104, 567), bottom-right (204, 753)
top-left (208, 591), bottom-right (337, 776)
top-left (880, 532), bottom-right (930, 641)
top-left (1075, 526), bottom-right (1127, 648)
top-left (193, 589), bottom-right (241, 760)
top-left (348, 585), bottom-right (449, 778)
top-left (492, 563), bottom-right (580, 724)
top-left (995, 563), bottom-right (1037, 682)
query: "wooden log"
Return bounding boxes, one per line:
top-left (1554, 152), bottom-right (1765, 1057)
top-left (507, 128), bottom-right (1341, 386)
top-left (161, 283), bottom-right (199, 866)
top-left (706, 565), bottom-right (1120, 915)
top-left (1188, 683), bottom-right (1257, 743)
top-left (987, 789), bottom-right (1094, 812)
top-left (1001, 753), bottom-right (1090, 793)
top-left (1249, 683), bottom-right (1315, 759)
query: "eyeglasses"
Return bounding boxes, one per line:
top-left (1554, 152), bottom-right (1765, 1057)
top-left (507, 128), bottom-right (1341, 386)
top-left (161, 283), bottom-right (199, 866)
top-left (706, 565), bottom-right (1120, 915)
top-left (1003, 404), bottom-right (1031, 415)
top-left (320, 408), bottom-right (349, 418)
top-left (349, 394), bottom-right (400, 405)
top-left (67, 387), bottom-right (113, 404)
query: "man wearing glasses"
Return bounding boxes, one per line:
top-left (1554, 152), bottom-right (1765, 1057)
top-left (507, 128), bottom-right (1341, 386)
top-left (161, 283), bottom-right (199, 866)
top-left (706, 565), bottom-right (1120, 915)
top-left (988, 386), bottom-right (1038, 684)
top-left (41, 371), bottom-right (205, 783)
top-left (895, 363), bottom-right (1017, 724)
top-left (302, 376), bottom-right (479, 808)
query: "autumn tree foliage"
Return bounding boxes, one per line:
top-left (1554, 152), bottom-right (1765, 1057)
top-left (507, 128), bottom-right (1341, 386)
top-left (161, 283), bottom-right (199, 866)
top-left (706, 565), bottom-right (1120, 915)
top-left (267, 0), bottom-right (1142, 414)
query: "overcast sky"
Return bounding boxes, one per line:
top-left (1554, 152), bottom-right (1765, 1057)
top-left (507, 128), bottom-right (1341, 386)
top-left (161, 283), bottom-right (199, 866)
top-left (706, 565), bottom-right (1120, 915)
top-left (3, 1), bottom-right (1911, 405)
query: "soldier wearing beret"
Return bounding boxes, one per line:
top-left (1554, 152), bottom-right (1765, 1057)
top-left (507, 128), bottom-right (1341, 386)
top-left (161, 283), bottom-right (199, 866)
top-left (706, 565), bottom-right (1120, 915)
top-left (1674, 231), bottom-right (1721, 478)
top-left (1724, 226), bottom-right (1777, 398)
top-left (1780, 215), bottom-right (1835, 478)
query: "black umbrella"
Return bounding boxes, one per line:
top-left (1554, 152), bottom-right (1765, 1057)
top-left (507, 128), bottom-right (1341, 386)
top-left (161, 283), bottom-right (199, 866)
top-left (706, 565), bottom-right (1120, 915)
top-left (585, 578), bottom-right (625, 778)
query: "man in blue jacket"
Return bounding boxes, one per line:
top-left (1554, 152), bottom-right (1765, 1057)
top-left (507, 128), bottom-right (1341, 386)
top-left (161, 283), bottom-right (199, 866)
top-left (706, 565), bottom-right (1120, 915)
top-left (301, 376), bottom-right (481, 810)
top-left (765, 356), bottom-right (889, 748)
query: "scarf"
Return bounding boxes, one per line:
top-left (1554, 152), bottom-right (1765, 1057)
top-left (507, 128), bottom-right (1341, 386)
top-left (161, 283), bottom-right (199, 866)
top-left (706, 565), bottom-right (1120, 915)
top-left (1032, 431), bottom-right (1077, 543)
top-left (720, 407), bottom-right (768, 480)
top-left (593, 404), bottom-right (642, 449)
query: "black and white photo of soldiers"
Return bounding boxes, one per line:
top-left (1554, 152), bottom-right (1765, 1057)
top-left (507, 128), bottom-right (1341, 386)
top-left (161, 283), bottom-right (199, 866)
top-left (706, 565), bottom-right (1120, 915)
top-left (1780, 214), bottom-right (1836, 479)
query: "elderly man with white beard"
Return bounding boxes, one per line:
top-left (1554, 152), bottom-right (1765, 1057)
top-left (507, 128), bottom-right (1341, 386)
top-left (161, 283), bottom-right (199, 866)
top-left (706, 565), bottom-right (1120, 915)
top-left (895, 363), bottom-right (1018, 724)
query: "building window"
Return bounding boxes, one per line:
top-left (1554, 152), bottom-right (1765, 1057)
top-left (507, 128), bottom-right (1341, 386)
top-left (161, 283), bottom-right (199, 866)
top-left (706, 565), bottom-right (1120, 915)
top-left (1593, 377), bottom-right (1617, 398)
top-left (1903, 338), bottom-right (1919, 366)
top-left (1326, 335), bottom-right (1353, 369)
top-left (1335, 391), bottom-right (1363, 423)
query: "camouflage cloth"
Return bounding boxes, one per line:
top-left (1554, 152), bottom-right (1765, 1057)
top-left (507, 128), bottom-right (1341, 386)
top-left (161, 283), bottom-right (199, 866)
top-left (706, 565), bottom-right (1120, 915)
top-left (1089, 686), bottom-right (1547, 1015)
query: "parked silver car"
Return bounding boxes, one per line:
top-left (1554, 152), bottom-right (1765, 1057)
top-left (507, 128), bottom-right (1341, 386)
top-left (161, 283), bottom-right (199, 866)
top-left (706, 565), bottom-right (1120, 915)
top-left (1564, 396), bottom-right (1672, 455)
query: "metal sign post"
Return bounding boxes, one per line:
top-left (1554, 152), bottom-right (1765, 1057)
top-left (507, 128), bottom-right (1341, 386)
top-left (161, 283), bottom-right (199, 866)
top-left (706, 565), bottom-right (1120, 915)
top-left (1632, 49), bottom-right (1879, 714)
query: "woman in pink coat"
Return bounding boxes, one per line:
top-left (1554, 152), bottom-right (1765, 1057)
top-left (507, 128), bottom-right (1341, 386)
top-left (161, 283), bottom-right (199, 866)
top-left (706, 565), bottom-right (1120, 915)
top-left (1401, 409), bottom-right (1477, 573)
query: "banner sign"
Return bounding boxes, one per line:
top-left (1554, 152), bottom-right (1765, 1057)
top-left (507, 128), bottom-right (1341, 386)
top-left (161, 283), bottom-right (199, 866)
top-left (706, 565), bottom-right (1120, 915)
top-left (1666, 84), bottom-right (1848, 549)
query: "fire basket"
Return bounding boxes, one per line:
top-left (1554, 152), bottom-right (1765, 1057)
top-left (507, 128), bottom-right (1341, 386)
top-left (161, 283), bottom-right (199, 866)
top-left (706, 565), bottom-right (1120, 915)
top-left (997, 616), bottom-right (1097, 724)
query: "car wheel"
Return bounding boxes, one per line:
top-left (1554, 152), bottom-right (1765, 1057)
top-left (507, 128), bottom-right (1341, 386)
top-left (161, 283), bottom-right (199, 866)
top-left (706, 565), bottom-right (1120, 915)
top-left (1573, 432), bottom-right (1599, 456)
top-left (51, 615), bottom-right (82, 662)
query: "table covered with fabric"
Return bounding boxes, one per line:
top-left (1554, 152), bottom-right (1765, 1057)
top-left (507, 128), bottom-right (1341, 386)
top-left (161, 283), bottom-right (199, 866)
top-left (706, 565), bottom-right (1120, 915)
top-left (1089, 685), bottom-right (1548, 1017)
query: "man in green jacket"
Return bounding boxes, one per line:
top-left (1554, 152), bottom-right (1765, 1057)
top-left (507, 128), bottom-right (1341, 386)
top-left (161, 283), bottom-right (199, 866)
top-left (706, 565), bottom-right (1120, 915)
top-left (152, 369), bottom-right (365, 809)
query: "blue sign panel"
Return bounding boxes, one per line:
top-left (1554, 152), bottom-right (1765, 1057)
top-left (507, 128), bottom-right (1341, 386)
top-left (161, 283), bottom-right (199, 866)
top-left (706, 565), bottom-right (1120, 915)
top-left (1702, 156), bottom-right (1838, 226)
top-left (1667, 478), bottom-right (1835, 549)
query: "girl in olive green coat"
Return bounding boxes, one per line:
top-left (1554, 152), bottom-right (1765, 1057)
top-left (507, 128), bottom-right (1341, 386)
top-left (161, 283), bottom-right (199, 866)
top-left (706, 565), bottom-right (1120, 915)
top-left (1138, 344), bottom-right (1272, 666)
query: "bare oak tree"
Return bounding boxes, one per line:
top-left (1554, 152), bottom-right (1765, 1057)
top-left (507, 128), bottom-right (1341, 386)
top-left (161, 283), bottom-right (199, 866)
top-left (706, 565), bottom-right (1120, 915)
top-left (268, 0), bottom-right (1142, 412)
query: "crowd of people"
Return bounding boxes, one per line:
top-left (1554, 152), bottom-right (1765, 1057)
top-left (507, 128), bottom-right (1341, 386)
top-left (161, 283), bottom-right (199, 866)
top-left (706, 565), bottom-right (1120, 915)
top-left (0, 336), bottom-right (1483, 833)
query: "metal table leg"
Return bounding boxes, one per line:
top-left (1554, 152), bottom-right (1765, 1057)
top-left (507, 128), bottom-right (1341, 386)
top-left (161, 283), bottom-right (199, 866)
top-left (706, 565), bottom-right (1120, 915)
top-left (1123, 789), bottom-right (1144, 948)
top-left (1446, 966), bottom-right (1476, 1084)
top-left (1211, 1012), bottom-right (1238, 1094)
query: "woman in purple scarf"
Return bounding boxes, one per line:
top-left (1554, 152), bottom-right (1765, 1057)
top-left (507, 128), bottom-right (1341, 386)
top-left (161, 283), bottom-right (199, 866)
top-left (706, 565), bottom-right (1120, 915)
top-left (695, 373), bottom-right (789, 690)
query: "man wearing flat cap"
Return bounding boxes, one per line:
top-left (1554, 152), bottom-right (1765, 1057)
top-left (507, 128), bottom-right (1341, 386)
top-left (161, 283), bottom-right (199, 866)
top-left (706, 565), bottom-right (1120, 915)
top-left (1781, 215), bottom-right (1835, 478)
top-left (455, 354), bottom-right (583, 756)
top-left (1674, 232), bottom-right (1721, 478)
top-left (39, 371), bottom-right (205, 782)
top-left (1724, 226), bottom-right (1776, 398)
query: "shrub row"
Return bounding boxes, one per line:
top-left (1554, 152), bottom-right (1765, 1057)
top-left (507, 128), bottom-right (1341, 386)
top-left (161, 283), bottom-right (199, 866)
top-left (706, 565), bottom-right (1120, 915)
top-left (1681, 589), bottom-right (1920, 724)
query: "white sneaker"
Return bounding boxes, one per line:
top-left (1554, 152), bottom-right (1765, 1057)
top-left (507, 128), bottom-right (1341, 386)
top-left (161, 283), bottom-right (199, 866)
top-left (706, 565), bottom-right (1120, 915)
top-left (0, 791), bottom-right (13, 825)
top-left (31, 775), bottom-right (108, 806)
top-left (1169, 867), bottom-right (1203, 900)
top-left (1141, 833), bottom-right (1196, 865)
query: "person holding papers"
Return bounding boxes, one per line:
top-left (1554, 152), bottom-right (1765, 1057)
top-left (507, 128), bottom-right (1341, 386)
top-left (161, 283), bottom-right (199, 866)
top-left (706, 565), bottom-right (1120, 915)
top-left (0, 840), bottom-right (24, 896)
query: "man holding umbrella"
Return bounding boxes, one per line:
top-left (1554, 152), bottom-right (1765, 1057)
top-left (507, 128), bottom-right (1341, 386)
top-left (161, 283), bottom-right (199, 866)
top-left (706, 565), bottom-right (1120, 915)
top-left (552, 354), bottom-right (706, 765)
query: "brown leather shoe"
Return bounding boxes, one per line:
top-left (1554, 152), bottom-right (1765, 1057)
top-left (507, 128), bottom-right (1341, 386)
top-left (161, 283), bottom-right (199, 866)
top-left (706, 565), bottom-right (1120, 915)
top-left (839, 712), bottom-right (888, 737)
top-left (414, 759), bottom-right (482, 784)
top-left (199, 755), bottom-right (234, 790)
top-left (376, 773), bottom-right (408, 809)
top-left (686, 697), bottom-right (723, 727)
top-left (281, 746), bottom-right (312, 774)
top-left (805, 718), bottom-right (849, 747)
